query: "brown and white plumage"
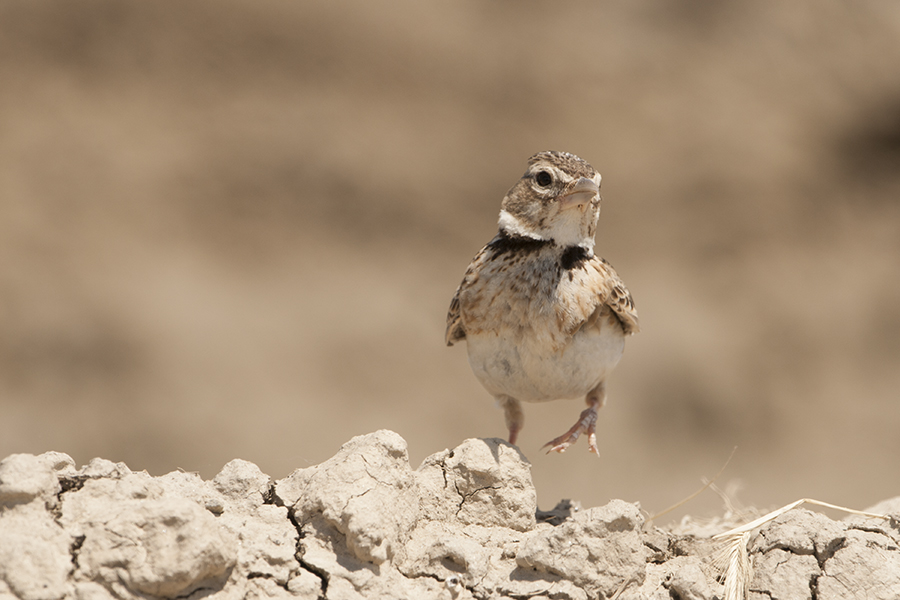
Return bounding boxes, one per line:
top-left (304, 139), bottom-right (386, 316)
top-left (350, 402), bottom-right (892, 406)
top-left (446, 151), bottom-right (639, 453)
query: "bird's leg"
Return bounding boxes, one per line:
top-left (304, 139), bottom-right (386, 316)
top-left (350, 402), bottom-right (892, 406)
top-left (543, 381), bottom-right (606, 455)
top-left (498, 396), bottom-right (524, 445)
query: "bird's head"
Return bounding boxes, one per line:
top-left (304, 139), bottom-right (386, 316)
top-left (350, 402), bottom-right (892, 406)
top-left (498, 151), bottom-right (602, 249)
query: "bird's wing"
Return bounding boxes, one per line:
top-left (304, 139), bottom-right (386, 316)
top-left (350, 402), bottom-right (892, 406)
top-left (445, 285), bottom-right (466, 345)
top-left (572, 256), bottom-right (640, 336)
top-left (445, 245), bottom-right (491, 346)
top-left (596, 257), bottom-right (640, 334)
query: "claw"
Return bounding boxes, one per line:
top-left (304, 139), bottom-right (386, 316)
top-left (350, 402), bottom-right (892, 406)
top-left (542, 404), bottom-right (599, 455)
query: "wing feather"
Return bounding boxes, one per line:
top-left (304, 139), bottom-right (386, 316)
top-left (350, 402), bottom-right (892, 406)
top-left (594, 257), bottom-right (640, 334)
top-left (445, 286), bottom-right (466, 345)
top-left (445, 244), bottom-right (492, 346)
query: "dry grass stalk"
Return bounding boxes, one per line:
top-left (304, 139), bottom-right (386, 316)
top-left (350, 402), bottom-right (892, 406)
top-left (646, 446), bottom-right (737, 526)
top-left (712, 498), bottom-right (888, 600)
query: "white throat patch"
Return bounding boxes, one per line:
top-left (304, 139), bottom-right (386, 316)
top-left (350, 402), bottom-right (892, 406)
top-left (498, 209), bottom-right (595, 249)
top-left (546, 207), bottom-right (595, 249)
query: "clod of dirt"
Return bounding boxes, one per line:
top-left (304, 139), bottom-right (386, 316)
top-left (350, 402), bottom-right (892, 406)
top-left (1, 431), bottom-right (898, 600)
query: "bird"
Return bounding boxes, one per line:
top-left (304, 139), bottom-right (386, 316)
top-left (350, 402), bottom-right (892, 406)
top-left (446, 151), bottom-right (639, 454)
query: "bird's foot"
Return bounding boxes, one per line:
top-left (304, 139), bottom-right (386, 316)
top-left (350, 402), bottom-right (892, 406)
top-left (542, 406), bottom-right (599, 455)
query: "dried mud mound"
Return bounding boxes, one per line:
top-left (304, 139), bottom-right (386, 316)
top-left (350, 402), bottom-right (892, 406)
top-left (1, 431), bottom-right (898, 600)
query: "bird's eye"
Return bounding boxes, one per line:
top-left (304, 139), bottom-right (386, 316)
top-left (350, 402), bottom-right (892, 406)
top-left (535, 170), bottom-right (552, 187)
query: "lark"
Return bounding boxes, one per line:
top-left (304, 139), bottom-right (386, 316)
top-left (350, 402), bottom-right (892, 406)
top-left (446, 151), bottom-right (639, 454)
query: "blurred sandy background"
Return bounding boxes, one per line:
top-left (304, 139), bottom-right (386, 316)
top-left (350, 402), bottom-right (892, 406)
top-left (2, 1), bottom-right (899, 521)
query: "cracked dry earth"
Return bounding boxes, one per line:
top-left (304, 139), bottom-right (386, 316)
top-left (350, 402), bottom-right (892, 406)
top-left (1, 431), bottom-right (898, 600)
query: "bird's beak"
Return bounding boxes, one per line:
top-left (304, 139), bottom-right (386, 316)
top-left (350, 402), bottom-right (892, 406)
top-left (558, 177), bottom-right (600, 211)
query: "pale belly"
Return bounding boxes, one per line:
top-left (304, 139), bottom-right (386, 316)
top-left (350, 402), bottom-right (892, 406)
top-left (465, 322), bottom-right (625, 403)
